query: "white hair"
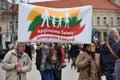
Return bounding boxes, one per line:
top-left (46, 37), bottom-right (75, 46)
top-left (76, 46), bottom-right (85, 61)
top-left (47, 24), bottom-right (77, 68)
top-left (107, 28), bottom-right (119, 40)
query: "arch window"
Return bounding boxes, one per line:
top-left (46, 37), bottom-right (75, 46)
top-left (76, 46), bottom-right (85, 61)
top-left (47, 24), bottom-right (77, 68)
top-left (110, 17), bottom-right (114, 26)
top-left (117, 17), bottom-right (120, 27)
top-left (97, 17), bottom-right (100, 26)
top-left (103, 17), bottom-right (107, 26)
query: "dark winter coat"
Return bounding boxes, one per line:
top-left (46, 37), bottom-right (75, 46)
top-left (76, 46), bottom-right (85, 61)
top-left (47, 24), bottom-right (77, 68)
top-left (36, 48), bottom-right (42, 70)
top-left (54, 44), bottom-right (62, 80)
top-left (25, 45), bottom-right (32, 60)
top-left (70, 44), bottom-right (79, 57)
top-left (115, 59), bottom-right (120, 80)
top-left (100, 39), bottom-right (120, 77)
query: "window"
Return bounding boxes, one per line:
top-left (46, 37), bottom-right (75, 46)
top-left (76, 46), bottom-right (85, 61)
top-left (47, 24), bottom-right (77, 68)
top-left (117, 17), bottom-right (120, 26)
top-left (110, 17), bottom-right (114, 26)
top-left (9, 21), bottom-right (13, 29)
top-left (97, 17), bottom-right (100, 26)
top-left (8, 20), bottom-right (18, 30)
top-left (103, 17), bottom-right (107, 26)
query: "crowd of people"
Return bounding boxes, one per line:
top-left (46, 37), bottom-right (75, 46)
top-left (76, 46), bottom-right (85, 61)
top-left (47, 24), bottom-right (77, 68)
top-left (1, 27), bottom-right (120, 80)
top-left (75, 28), bottom-right (120, 80)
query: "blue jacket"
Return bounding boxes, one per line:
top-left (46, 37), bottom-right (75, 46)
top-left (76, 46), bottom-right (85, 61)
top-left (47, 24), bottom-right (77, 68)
top-left (100, 39), bottom-right (120, 75)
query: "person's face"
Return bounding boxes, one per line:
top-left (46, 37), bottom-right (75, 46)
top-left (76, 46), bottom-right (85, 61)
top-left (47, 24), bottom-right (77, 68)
top-left (93, 39), bottom-right (97, 44)
top-left (86, 43), bottom-right (95, 52)
top-left (18, 42), bottom-right (26, 53)
top-left (90, 43), bottom-right (96, 52)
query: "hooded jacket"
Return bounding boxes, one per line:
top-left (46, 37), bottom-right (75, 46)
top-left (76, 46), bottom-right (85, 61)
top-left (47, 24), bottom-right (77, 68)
top-left (2, 49), bottom-right (32, 80)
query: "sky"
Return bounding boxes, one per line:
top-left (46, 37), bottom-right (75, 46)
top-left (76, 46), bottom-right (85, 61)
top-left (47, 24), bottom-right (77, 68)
top-left (7, 0), bottom-right (56, 4)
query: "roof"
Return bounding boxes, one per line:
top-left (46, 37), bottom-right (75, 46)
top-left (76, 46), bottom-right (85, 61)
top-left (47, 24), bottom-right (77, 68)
top-left (79, 0), bottom-right (120, 10)
top-left (2, 0), bottom-right (120, 15)
top-left (32, 0), bottom-right (120, 10)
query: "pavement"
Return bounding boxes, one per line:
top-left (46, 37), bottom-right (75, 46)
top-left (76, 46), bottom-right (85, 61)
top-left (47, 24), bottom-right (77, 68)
top-left (0, 55), bottom-right (106, 80)
top-left (27, 59), bottom-right (79, 80)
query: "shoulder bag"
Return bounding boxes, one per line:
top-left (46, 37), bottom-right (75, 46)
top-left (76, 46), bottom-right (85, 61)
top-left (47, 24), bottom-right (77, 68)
top-left (106, 42), bottom-right (120, 59)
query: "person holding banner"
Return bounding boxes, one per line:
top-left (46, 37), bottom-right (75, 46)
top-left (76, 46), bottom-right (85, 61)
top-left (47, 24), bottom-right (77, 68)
top-left (2, 42), bottom-right (32, 80)
top-left (76, 42), bottom-right (101, 80)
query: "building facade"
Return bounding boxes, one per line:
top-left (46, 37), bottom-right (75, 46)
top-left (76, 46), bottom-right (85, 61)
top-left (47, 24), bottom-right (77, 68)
top-left (93, 9), bottom-right (120, 42)
top-left (0, 0), bottom-right (120, 49)
top-left (0, 0), bottom-right (18, 49)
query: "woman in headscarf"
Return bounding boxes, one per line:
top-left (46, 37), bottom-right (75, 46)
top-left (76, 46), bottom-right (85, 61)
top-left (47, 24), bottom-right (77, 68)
top-left (76, 42), bottom-right (101, 80)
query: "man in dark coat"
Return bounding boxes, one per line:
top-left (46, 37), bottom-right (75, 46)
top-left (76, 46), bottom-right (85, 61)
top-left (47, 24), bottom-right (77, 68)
top-left (70, 44), bottom-right (79, 69)
top-left (25, 43), bottom-right (32, 60)
top-left (100, 28), bottom-right (120, 80)
top-left (53, 43), bottom-right (62, 80)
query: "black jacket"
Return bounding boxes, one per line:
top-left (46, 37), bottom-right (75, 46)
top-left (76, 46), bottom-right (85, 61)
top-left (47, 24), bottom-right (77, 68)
top-left (35, 48), bottom-right (42, 70)
top-left (70, 44), bottom-right (79, 57)
top-left (100, 39), bottom-right (120, 75)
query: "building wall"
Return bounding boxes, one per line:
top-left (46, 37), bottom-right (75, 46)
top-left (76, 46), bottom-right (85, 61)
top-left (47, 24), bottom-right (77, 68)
top-left (0, 0), bottom-right (120, 44)
top-left (93, 9), bottom-right (120, 42)
top-left (93, 10), bottom-right (120, 27)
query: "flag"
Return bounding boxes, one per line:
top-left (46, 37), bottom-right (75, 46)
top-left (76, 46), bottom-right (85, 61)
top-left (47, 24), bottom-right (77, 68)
top-left (18, 3), bottom-right (92, 44)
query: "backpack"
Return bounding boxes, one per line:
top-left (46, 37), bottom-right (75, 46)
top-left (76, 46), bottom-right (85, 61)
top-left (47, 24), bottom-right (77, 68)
top-left (47, 47), bottom-right (57, 65)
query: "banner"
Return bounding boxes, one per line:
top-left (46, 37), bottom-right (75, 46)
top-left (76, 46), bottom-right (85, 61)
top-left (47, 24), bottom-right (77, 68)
top-left (18, 3), bottom-right (92, 44)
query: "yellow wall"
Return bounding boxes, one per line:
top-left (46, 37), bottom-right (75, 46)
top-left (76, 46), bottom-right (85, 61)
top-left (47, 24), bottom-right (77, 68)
top-left (93, 9), bottom-right (120, 42)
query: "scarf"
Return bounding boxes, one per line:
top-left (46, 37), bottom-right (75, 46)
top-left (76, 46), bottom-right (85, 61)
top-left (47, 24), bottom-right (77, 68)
top-left (86, 50), bottom-right (95, 60)
top-left (15, 49), bottom-right (23, 59)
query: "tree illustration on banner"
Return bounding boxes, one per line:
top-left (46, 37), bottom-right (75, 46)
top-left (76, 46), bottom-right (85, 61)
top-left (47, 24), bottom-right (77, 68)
top-left (27, 8), bottom-right (85, 40)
